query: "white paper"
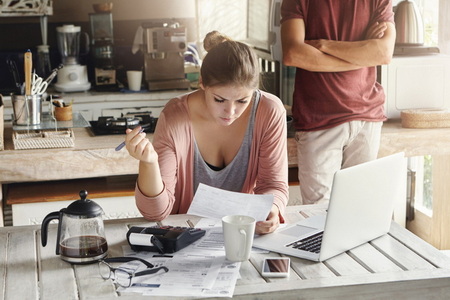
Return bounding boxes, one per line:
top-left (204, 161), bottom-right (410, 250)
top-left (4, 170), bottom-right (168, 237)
top-left (187, 184), bottom-right (273, 221)
top-left (128, 233), bottom-right (154, 246)
top-left (118, 233), bottom-right (241, 298)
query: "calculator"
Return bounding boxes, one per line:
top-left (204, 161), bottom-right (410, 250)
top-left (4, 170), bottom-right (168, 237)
top-left (126, 225), bottom-right (206, 254)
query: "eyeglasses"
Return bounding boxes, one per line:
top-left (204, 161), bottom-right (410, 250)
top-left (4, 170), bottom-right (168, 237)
top-left (98, 257), bottom-right (169, 288)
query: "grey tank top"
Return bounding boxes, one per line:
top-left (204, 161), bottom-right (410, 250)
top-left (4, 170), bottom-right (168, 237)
top-left (193, 90), bottom-right (260, 193)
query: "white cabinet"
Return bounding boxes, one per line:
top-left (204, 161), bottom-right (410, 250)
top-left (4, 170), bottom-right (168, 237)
top-left (378, 54), bottom-right (450, 119)
top-left (63, 90), bottom-right (179, 121)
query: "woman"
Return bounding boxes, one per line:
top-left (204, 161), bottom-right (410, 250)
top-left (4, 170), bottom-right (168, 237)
top-left (125, 31), bottom-right (288, 234)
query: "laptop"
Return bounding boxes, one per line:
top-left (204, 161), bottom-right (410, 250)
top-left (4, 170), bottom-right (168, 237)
top-left (253, 152), bottom-right (406, 262)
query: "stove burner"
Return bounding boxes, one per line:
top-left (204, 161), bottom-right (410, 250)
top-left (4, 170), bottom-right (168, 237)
top-left (89, 114), bottom-right (157, 135)
top-left (109, 117), bottom-right (141, 127)
top-left (99, 116), bottom-right (142, 130)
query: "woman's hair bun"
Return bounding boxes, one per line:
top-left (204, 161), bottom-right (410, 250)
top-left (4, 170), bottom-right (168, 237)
top-left (203, 31), bottom-right (232, 52)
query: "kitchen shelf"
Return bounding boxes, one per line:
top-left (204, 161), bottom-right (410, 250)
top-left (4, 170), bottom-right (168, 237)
top-left (0, 0), bottom-right (53, 17)
top-left (12, 111), bottom-right (90, 131)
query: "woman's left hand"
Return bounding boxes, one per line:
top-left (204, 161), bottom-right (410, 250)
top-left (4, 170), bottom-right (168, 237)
top-left (255, 205), bottom-right (280, 235)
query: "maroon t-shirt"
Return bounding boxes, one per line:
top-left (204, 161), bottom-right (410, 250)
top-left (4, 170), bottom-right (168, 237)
top-left (281, 0), bottom-right (394, 131)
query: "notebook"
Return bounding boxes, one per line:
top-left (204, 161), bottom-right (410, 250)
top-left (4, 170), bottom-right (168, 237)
top-left (253, 152), bottom-right (406, 262)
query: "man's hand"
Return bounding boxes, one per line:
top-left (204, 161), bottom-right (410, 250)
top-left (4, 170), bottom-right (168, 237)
top-left (366, 22), bottom-right (388, 39)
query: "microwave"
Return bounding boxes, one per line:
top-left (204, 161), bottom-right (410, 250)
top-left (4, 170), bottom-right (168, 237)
top-left (378, 54), bottom-right (450, 119)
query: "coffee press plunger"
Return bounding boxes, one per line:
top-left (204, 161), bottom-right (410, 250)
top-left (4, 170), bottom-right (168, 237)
top-left (41, 190), bottom-right (108, 264)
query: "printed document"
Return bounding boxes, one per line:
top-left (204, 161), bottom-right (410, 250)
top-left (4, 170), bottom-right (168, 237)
top-left (187, 183), bottom-right (273, 221)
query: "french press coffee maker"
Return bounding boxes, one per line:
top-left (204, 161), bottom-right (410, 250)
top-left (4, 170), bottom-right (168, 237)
top-left (41, 190), bottom-right (108, 264)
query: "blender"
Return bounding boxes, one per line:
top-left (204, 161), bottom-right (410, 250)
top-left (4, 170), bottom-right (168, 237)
top-left (54, 24), bottom-right (91, 92)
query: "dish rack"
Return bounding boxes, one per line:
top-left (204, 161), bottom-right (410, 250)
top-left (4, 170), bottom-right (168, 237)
top-left (12, 129), bottom-right (75, 150)
top-left (0, 0), bottom-right (53, 16)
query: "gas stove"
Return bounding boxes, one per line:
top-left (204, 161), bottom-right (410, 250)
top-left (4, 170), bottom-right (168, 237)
top-left (89, 114), bottom-right (157, 136)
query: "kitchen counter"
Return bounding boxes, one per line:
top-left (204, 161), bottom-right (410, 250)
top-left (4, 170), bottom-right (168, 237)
top-left (0, 126), bottom-right (139, 183)
top-left (379, 119), bottom-right (450, 157)
top-left (1, 119), bottom-right (450, 192)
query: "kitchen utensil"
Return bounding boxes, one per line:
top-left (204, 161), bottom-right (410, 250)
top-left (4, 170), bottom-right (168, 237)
top-left (41, 190), bottom-right (108, 264)
top-left (6, 58), bottom-right (22, 94)
top-left (40, 15), bottom-right (48, 45)
top-left (36, 45), bottom-right (52, 78)
top-left (12, 94), bottom-right (42, 125)
top-left (31, 73), bottom-right (48, 95)
top-left (395, 0), bottom-right (424, 46)
top-left (24, 50), bottom-right (32, 95)
top-left (44, 64), bottom-right (64, 84)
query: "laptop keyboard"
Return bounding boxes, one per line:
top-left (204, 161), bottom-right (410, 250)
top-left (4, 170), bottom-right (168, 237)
top-left (285, 231), bottom-right (323, 253)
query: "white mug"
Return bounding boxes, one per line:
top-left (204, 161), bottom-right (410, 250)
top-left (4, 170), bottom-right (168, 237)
top-left (126, 70), bottom-right (142, 91)
top-left (222, 215), bottom-right (256, 262)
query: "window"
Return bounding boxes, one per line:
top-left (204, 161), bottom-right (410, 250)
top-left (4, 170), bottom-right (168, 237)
top-left (393, 0), bottom-right (439, 47)
top-left (415, 0), bottom-right (439, 46)
top-left (408, 156), bottom-right (433, 217)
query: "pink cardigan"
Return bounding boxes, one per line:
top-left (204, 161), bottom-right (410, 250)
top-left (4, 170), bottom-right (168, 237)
top-left (135, 91), bottom-right (289, 221)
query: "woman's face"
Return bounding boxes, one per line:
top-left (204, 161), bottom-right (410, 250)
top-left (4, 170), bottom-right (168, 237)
top-left (202, 84), bottom-right (254, 126)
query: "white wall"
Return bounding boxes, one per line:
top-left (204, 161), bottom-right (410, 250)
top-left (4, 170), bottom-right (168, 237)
top-left (196, 0), bottom-right (246, 40)
top-left (439, 0), bottom-right (450, 54)
top-left (51, 0), bottom-right (196, 22)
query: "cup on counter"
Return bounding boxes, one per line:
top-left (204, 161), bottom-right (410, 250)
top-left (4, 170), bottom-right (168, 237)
top-left (12, 94), bottom-right (42, 125)
top-left (54, 105), bottom-right (73, 121)
top-left (222, 215), bottom-right (256, 262)
top-left (126, 70), bottom-right (143, 91)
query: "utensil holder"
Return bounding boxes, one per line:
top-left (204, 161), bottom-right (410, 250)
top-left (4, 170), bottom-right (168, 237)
top-left (54, 106), bottom-right (73, 121)
top-left (12, 94), bottom-right (42, 125)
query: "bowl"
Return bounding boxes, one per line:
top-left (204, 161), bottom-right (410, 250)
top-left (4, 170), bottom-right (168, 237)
top-left (93, 3), bottom-right (113, 13)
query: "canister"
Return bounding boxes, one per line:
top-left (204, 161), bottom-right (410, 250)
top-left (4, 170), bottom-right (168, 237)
top-left (12, 94), bottom-right (42, 125)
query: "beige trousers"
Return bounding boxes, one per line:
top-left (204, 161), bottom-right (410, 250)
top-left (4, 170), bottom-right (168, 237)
top-left (295, 120), bottom-right (383, 205)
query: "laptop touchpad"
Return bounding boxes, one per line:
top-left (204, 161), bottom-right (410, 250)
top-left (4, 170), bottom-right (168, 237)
top-left (281, 225), bottom-right (318, 237)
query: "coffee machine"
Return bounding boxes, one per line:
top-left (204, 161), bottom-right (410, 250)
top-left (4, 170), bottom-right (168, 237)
top-left (54, 25), bottom-right (91, 92)
top-left (89, 12), bottom-right (117, 90)
top-left (141, 22), bottom-right (190, 91)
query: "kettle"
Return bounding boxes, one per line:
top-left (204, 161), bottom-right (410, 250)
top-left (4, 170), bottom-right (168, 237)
top-left (41, 190), bottom-right (108, 264)
top-left (394, 0), bottom-right (424, 46)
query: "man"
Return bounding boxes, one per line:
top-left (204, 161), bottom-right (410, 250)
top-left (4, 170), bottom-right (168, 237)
top-left (280, 0), bottom-right (396, 204)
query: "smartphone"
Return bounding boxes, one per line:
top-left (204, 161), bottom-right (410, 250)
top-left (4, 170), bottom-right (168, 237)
top-left (261, 257), bottom-right (290, 278)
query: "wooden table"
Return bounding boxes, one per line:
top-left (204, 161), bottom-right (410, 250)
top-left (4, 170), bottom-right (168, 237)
top-left (1, 205), bottom-right (450, 300)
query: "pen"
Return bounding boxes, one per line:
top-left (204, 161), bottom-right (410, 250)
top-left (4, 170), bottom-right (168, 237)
top-left (115, 127), bottom-right (145, 151)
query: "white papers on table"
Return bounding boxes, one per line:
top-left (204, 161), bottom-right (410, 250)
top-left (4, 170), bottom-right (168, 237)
top-left (188, 183), bottom-right (274, 221)
top-left (143, 258), bottom-right (240, 298)
top-left (119, 224), bottom-right (241, 297)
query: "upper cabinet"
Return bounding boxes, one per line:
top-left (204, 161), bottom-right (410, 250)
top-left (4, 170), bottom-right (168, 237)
top-left (0, 0), bottom-right (53, 17)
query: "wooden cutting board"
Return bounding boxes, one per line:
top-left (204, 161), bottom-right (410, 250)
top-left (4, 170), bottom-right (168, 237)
top-left (401, 109), bottom-right (450, 128)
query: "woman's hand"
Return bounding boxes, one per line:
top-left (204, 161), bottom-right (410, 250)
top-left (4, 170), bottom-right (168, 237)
top-left (256, 204), bottom-right (280, 235)
top-left (125, 127), bottom-right (158, 164)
